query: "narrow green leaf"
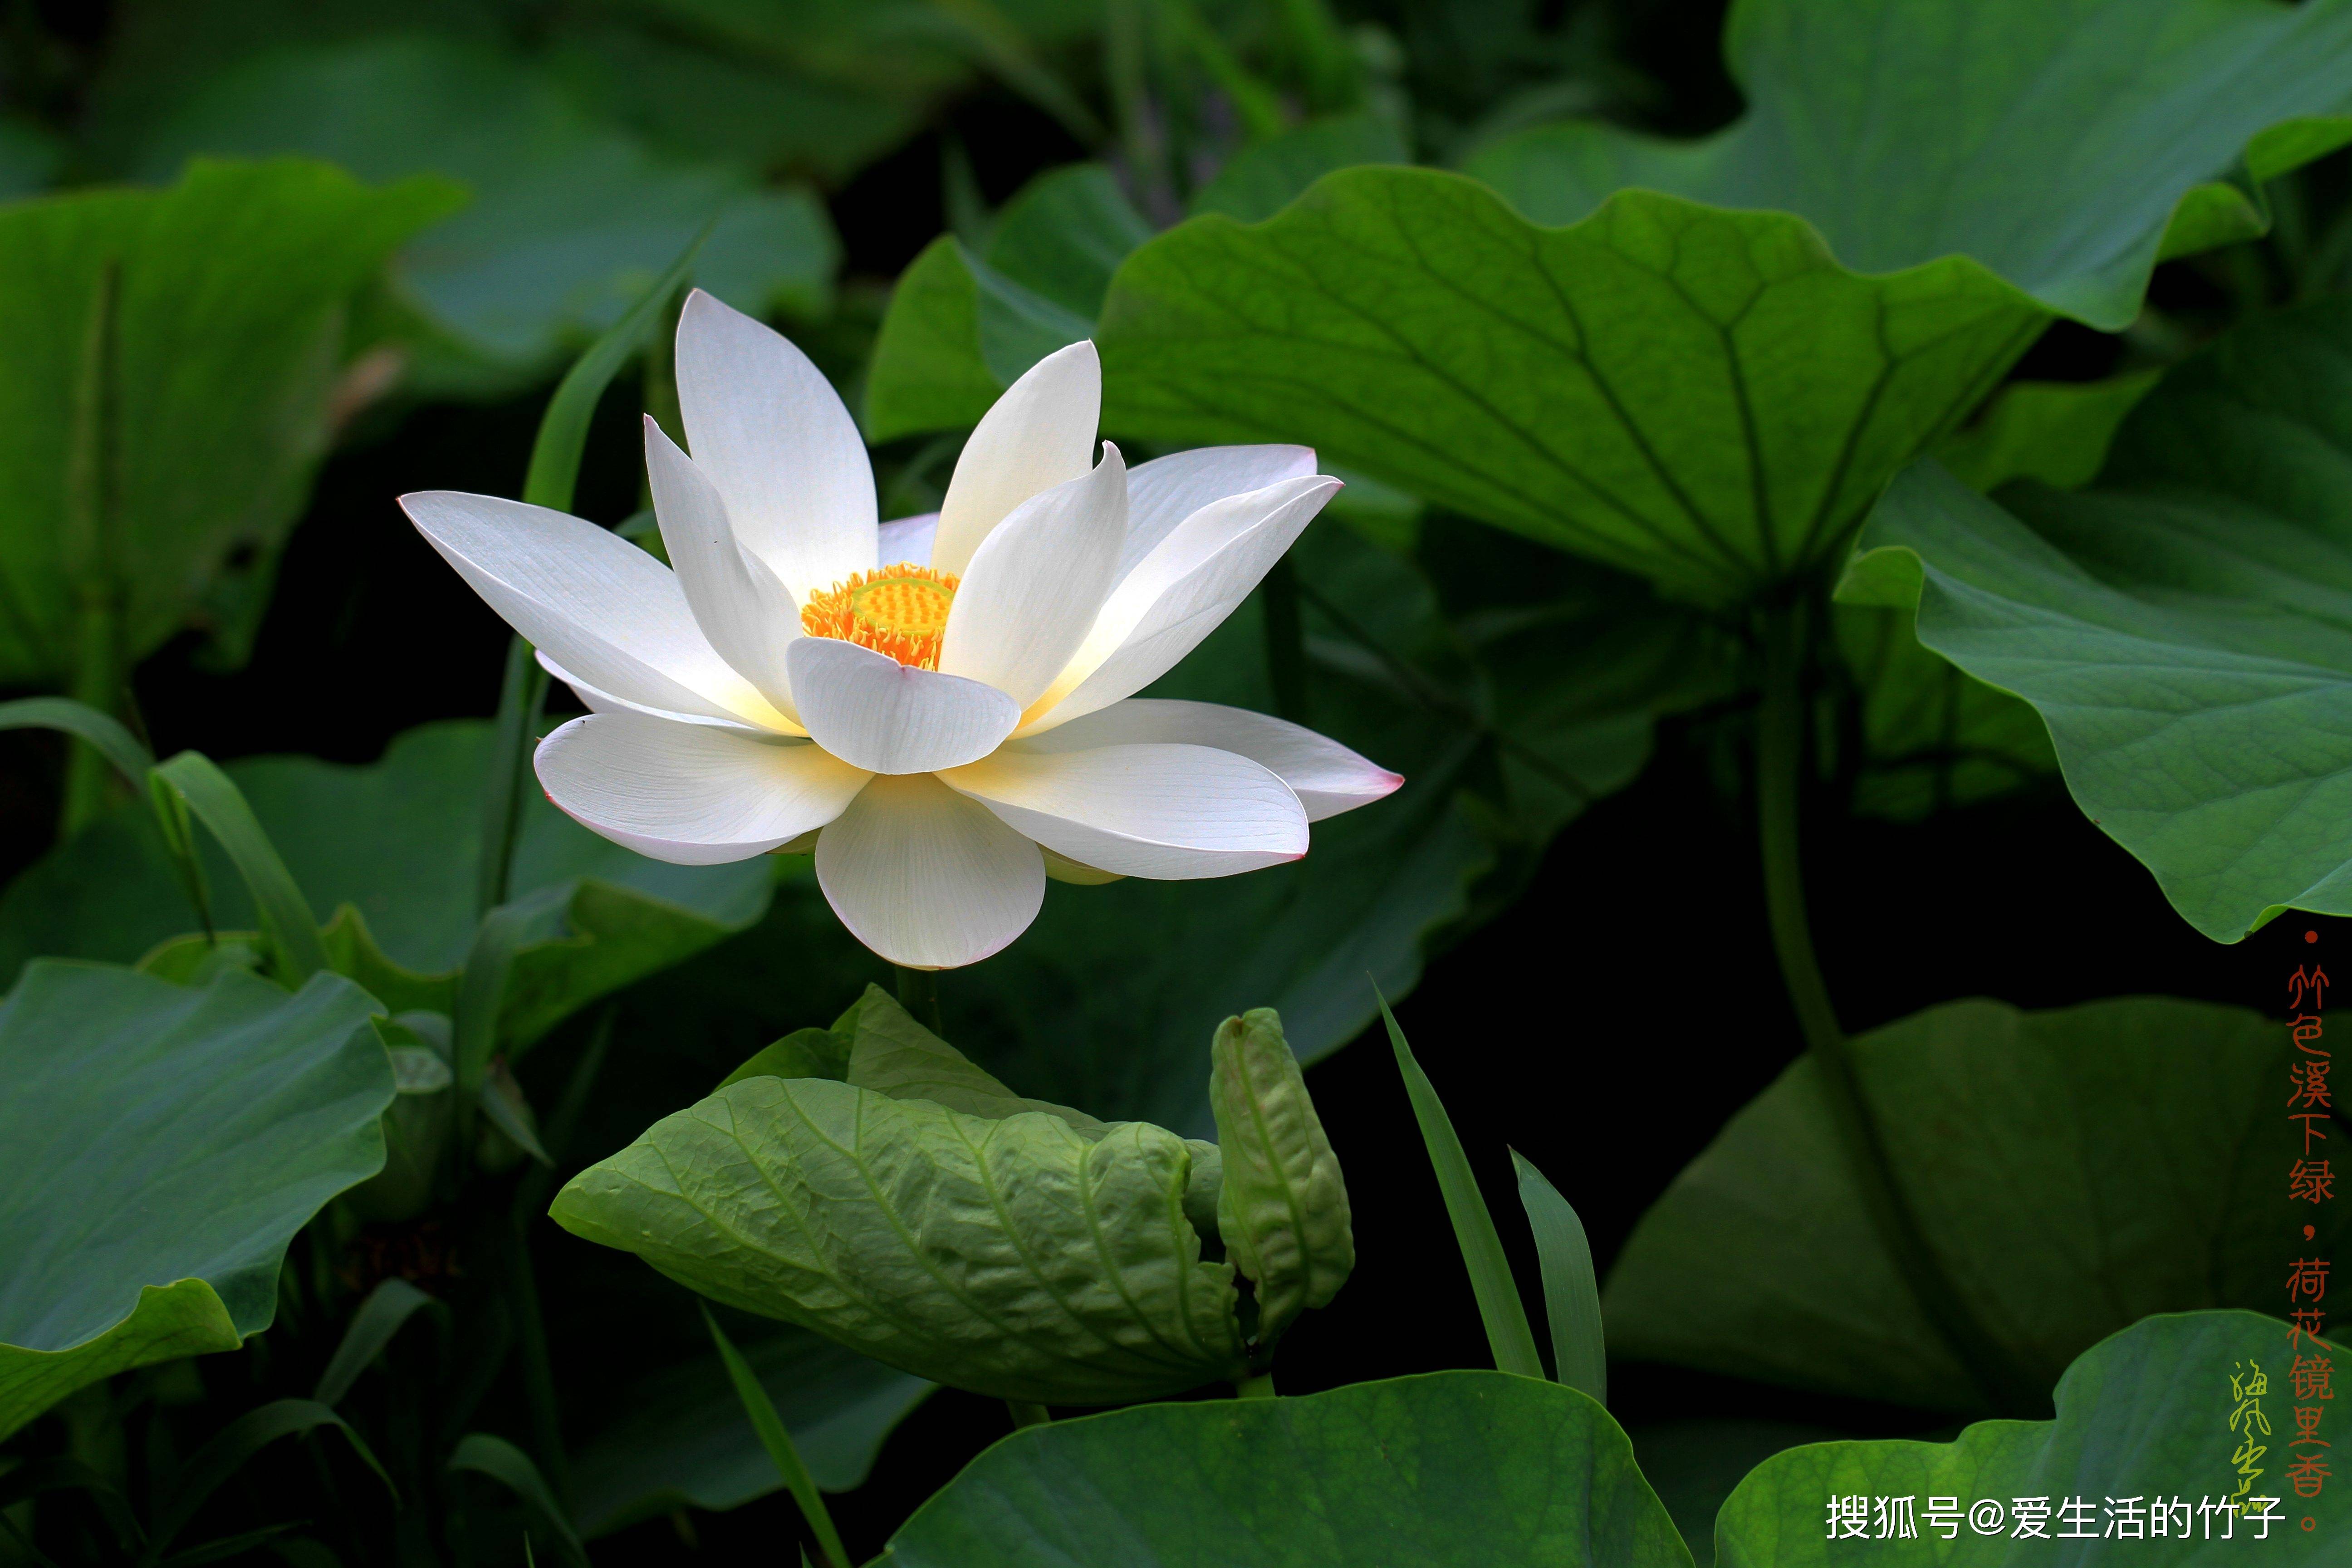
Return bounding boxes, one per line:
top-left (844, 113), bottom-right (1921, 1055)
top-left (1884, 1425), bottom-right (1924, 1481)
top-left (143, 769), bottom-right (215, 941)
top-left (1508, 1149), bottom-right (1605, 1406)
top-left (454, 898), bottom-right (541, 1096)
top-left (151, 752), bottom-right (324, 985)
top-left (701, 1306), bottom-right (850, 1568)
top-left (159, 1522), bottom-right (302, 1568)
top-left (313, 1279), bottom-right (445, 1406)
top-left (522, 222), bottom-right (710, 515)
top-left (0, 1459), bottom-right (141, 1551)
top-left (142, 1401), bottom-right (392, 1568)
top-left (1374, 990), bottom-right (1543, 1380)
top-left (0, 696), bottom-right (150, 787)
top-left (0, 697), bottom-right (216, 936)
top-left (478, 1078), bottom-right (553, 1168)
top-left (447, 1434), bottom-right (588, 1568)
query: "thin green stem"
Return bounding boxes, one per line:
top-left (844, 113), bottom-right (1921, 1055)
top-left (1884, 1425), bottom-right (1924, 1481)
top-left (61, 587), bottom-right (121, 837)
top-left (61, 260), bottom-right (122, 841)
top-left (477, 639), bottom-right (550, 916)
top-left (504, 1210), bottom-right (569, 1509)
top-left (1754, 597), bottom-right (2042, 1416)
top-left (1004, 1401), bottom-right (1051, 1428)
top-left (1233, 1372), bottom-right (1277, 1400)
top-left (895, 965), bottom-right (944, 1036)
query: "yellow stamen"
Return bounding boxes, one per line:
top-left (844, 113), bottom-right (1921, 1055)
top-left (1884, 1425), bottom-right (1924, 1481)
top-left (800, 562), bottom-right (959, 669)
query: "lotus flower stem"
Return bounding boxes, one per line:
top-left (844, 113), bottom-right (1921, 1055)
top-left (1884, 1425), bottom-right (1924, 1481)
top-left (1754, 595), bottom-right (2039, 1416)
top-left (894, 965), bottom-right (944, 1036)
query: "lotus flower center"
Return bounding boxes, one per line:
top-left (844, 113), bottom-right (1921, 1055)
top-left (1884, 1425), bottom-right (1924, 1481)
top-left (800, 563), bottom-right (959, 670)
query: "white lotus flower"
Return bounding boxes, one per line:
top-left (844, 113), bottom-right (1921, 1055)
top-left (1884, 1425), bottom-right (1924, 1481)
top-left (401, 291), bottom-right (1401, 968)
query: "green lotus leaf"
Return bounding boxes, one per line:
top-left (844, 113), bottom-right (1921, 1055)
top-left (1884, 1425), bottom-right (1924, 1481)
top-left (1715, 1311), bottom-right (2344, 1565)
top-left (1932, 372), bottom-right (2161, 495)
top-left (1097, 169), bottom-right (2046, 606)
top-left (0, 157), bottom-right (460, 684)
top-left (1210, 1008), bottom-right (1353, 1347)
top-left (0, 720), bottom-right (776, 1051)
top-left (1605, 996), bottom-right (2346, 1417)
top-left (0, 961), bottom-right (393, 1439)
top-left (1464, 0), bottom-right (2352, 330)
top-left (550, 1075), bottom-right (1248, 1405)
top-left (1086, 0), bottom-right (2352, 605)
top-left (1833, 604), bottom-right (2056, 823)
top-left (1844, 297), bottom-right (2352, 940)
top-left (127, 36), bottom-right (838, 390)
top-left (878, 1369), bottom-right (1693, 1566)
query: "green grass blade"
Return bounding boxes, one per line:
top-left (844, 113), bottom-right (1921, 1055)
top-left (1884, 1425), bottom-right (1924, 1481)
top-left (478, 1077), bottom-right (553, 1167)
top-left (143, 1401), bottom-right (393, 1568)
top-left (701, 1305), bottom-right (851, 1568)
top-left (522, 223), bottom-right (709, 515)
top-left (481, 225), bottom-right (706, 915)
top-left (314, 1279), bottom-right (446, 1406)
top-left (446, 1434), bottom-right (587, 1568)
top-left (1374, 989), bottom-right (1543, 1379)
top-left (1509, 1148), bottom-right (1607, 1406)
top-left (152, 752), bottom-right (325, 985)
top-left (0, 696), bottom-right (151, 786)
top-left (0, 698), bottom-right (213, 937)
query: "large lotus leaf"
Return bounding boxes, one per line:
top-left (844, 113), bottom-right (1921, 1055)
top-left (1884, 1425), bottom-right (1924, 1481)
top-left (1088, 0), bottom-right (2352, 606)
top-left (0, 721), bottom-right (775, 1051)
top-left (1464, 0), bottom-right (2352, 331)
top-left (0, 158), bottom-right (459, 686)
top-left (878, 1369), bottom-right (1693, 1567)
top-left (1095, 169), bottom-right (2046, 606)
top-left (130, 36), bottom-right (838, 389)
top-left (1833, 370), bottom-right (2148, 821)
top-left (1605, 996), bottom-right (2345, 1417)
top-left (550, 1076), bottom-right (1248, 1404)
top-left (0, 961), bottom-right (392, 1439)
top-left (1843, 298), bottom-right (2352, 941)
top-left (1716, 1312), bottom-right (2344, 1565)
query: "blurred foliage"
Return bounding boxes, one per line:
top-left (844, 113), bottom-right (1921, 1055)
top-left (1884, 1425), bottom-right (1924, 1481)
top-left (2, 2), bottom-right (2352, 1564)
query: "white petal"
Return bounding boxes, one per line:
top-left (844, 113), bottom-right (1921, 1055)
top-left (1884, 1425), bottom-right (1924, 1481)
top-left (644, 417), bottom-right (802, 720)
top-left (402, 490), bottom-right (792, 731)
top-left (674, 289), bottom-right (876, 601)
top-left (1117, 445), bottom-right (1317, 587)
top-left (939, 442), bottom-right (1127, 707)
top-left (788, 637), bottom-right (1021, 774)
top-left (536, 651), bottom-right (794, 735)
top-left (815, 773), bottom-right (1044, 968)
top-left (1010, 699), bottom-right (1401, 822)
top-left (930, 340), bottom-right (1099, 578)
top-left (876, 511), bottom-right (938, 568)
top-left (943, 743), bottom-right (1307, 880)
top-left (1021, 475), bottom-right (1341, 731)
top-left (535, 712), bottom-right (870, 865)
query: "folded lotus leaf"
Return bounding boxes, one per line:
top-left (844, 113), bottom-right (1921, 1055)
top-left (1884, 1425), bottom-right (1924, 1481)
top-left (1210, 1008), bottom-right (1353, 1348)
top-left (551, 1075), bottom-right (1247, 1404)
